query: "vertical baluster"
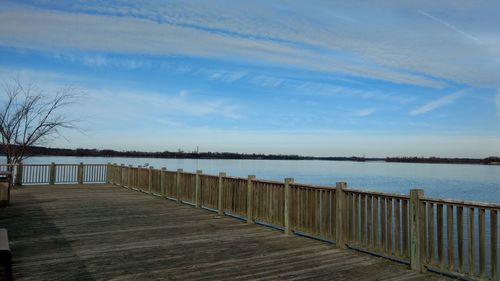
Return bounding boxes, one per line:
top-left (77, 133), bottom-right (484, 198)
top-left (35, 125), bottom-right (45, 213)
top-left (478, 208), bottom-right (485, 279)
top-left (373, 195), bottom-right (379, 252)
top-left (491, 209), bottom-right (497, 281)
top-left (437, 204), bottom-right (444, 269)
top-left (308, 188), bottom-right (313, 233)
top-left (367, 195), bottom-right (373, 250)
top-left (395, 198), bottom-right (401, 257)
top-left (447, 205), bottom-right (454, 272)
top-left (361, 194), bottom-right (366, 246)
top-left (387, 198), bottom-right (393, 255)
top-left (330, 190), bottom-right (335, 241)
top-left (354, 193), bottom-right (359, 244)
top-left (468, 207), bottom-right (474, 277)
top-left (347, 192), bottom-right (354, 244)
top-left (457, 206), bottom-right (464, 273)
top-left (380, 196), bottom-right (386, 253)
top-left (403, 198), bottom-right (409, 258)
top-left (428, 202), bottom-right (435, 265)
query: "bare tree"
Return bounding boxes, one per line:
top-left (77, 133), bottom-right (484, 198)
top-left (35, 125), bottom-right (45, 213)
top-left (0, 79), bottom-right (79, 168)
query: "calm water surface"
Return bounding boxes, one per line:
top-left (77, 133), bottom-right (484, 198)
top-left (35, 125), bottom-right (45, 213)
top-left (17, 156), bottom-right (500, 204)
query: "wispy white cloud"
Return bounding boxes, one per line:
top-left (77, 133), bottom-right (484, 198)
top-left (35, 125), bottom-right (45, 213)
top-left (251, 75), bottom-right (285, 88)
top-left (355, 108), bottom-right (376, 117)
top-left (207, 70), bottom-right (247, 82)
top-left (7, 1), bottom-right (496, 87)
top-left (0, 5), bottom-right (451, 88)
top-left (112, 90), bottom-right (242, 119)
top-left (418, 10), bottom-right (481, 43)
top-left (410, 90), bottom-right (467, 116)
top-left (53, 53), bottom-right (152, 69)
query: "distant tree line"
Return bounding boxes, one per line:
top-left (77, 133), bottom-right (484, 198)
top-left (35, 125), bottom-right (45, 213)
top-left (386, 156), bottom-right (500, 165)
top-left (0, 145), bottom-right (374, 161)
top-left (1, 144), bottom-right (499, 165)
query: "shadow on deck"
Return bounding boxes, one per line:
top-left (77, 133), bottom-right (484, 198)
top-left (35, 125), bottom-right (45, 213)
top-left (0, 184), bottom-right (452, 280)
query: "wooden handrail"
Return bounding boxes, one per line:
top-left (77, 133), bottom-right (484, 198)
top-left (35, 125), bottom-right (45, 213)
top-left (7, 162), bottom-right (499, 281)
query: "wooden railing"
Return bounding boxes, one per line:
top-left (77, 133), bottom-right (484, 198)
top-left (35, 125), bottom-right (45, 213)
top-left (4, 162), bottom-right (498, 280)
top-left (345, 189), bottom-right (411, 261)
top-left (0, 163), bottom-right (107, 185)
top-left (420, 196), bottom-right (498, 280)
top-left (106, 163), bottom-right (499, 281)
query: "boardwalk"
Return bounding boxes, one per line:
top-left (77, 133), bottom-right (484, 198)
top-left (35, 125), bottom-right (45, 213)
top-left (0, 184), bottom-right (452, 280)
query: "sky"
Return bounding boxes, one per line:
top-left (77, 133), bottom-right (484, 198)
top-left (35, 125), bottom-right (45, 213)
top-left (1, 0), bottom-right (500, 158)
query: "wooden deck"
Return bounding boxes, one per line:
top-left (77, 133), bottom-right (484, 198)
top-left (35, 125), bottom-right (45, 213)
top-left (0, 184), bottom-right (453, 280)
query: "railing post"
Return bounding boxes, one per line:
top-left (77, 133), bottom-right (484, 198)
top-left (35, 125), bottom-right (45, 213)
top-left (136, 165), bottom-right (141, 190)
top-left (284, 178), bottom-right (294, 235)
top-left (160, 167), bottom-right (166, 198)
top-left (14, 162), bottom-right (23, 186)
top-left (246, 175), bottom-right (256, 224)
top-left (176, 169), bottom-right (183, 203)
top-left (195, 170), bottom-right (202, 208)
top-left (49, 162), bottom-right (56, 185)
top-left (112, 163), bottom-right (117, 185)
top-left (120, 164), bottom-right (125, 187)
top-left (148, 166), bottom-right (153, 194)
top-left (218, 172), bottom-right (226, 215)
top-left (77, 162), bottom-right (84, 184)
top-left (127, 165), bottom-right (132, 188)
top-left (336, 182), bottom-right (347, 249)
top-left (410, 189), bottom-right (425, 272)
top-left (106, 162), bottom-right (111, 184)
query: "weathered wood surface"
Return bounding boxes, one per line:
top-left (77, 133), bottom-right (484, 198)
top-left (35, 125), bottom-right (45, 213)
top-left (0, 184), bottom-right (452, 281)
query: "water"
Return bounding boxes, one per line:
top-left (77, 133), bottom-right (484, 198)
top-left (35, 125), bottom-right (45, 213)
top-left (13, 156), bottom-right (500, 204)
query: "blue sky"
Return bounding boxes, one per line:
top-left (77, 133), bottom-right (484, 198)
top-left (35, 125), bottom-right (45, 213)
top-left (1, 1), bottom-right (500, 157)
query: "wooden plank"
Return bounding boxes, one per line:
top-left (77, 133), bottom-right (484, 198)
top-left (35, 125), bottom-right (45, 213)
top-left (428, 202), bottom-right (435, 265)
top-left (468, 207), bottom-right (474, 277)
top-left (478, 208), bottom-right (485, 279)
top-left (354, 193), bottom-right (360, 244)
top-left (402, 199), bottom-right (408, 258)
top-left (195, 170), bottom-right (202, 208)
top-left (409, 189), bottom-right (424, 272)
top-left (348, 192), bottom-right (353, 244)
top-left (246, 175), bottom-right (256, 223)
top-left (315, 189), bottom-right (320, 236)
top-left (457, 206), bottom-right (464, 273)
top-left (437, 204), bottom-right (444, 269)
top-left (330, 191), bottom-right (335, 241)
top-left (446, 205), bottom-right (454, 272)
top-left (335, 182), bottom-right (347, 249)
top-left (421, 196), bottom-right (500, 210)
top-left (367, 195), bottom-right (373, 250)
top-left (491, 210), bottom-right (497, 281)
top-left (373, 195), bottom-right (379, 252)
top-left (284, 178), bottom-right (294, 235)
top-left (361, 194), bottom-right (366, 247)
top-left (395, 198), bottom-right (400, 257)
top-left (387, 198), bottom-right (393, 256)
top-left (380, 196), bottom-right (386, 253)
top-left (419, 201), bottom-right (427, 271)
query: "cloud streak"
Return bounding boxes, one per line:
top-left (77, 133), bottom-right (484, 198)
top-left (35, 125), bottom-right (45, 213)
top-left (0, 4), bottom-right (463, 88)
top-left (418, 10), bottom-right (481, 44)
top-left (410, 90), bottom-right (466, 116)
top-left (9, 1), bottom-right (498, 87)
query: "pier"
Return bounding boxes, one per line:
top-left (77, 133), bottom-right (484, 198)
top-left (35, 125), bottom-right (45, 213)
top-left (0, 163), bottom-right (498, 280)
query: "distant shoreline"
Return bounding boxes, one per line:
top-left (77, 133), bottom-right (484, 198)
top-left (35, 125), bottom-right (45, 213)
top-left (2, 145), bottom-right (499, 166)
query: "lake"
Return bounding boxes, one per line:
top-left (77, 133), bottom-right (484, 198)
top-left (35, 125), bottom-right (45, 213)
top-left (12, 156), bottom-right (500, 204)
